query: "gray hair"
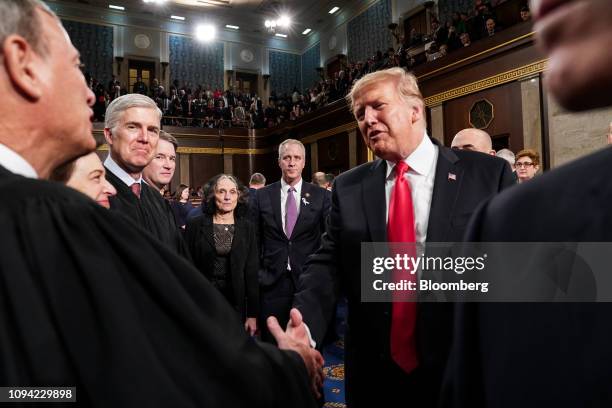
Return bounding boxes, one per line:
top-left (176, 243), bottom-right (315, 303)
top-left (346, 67), bottom-right (424, 114)
top-left (159, 130), bottom-right (178, 151)
top-left (249, 172), bottom-right (266, 186)
top-left (0, 0), bottom-right (56, 57)
top-left (278, 139), bottom-right (305, 159)
top-left (496, 148), bottom-right (516, 165)
top-left (104, 94), bottom-right (162, 132)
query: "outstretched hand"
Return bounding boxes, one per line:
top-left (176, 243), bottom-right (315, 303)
top-left (285, 308), bottom-right (312, 346)
top-left (267, 314), bottom-right (324, 399)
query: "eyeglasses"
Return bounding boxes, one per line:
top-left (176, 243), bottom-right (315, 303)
top-left (515, 162), bottom-right (535, 168)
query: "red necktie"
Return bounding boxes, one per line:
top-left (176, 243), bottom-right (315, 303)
top-left (131, 182), bottom-right (141, 199)
top-left (388, 160), bottom-right (418, 373)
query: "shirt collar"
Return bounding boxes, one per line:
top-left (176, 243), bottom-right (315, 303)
top-left (281, 177), bottom-right (303, 193)
top-left (0, 144), bottom-right (38, 178)
top-left (104, 154), bottom-right (142, 186)
top-left (386, 133), bottom-right (436, 178)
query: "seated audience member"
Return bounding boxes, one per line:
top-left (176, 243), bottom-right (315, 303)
top-left (486, 18), bottom-right (499, 36)
top-left (172, 184), bottom-right (194, 229)
top-left (460, 32), bottom-right (472, 47)
top-left (515, 148), bottom-right (540, 183)
top-left (186, 174), bottom-right (259, 336)
top-left (51, 151), bottom-right (117, 208)
top-left (520, 6), bottom-right (531, 21)
top-left (142, 130), bottom-right (177, 195)
top-left (451, 128), bottom-right (496, 155)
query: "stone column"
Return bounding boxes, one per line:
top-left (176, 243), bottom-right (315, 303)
top-left (223, 153), bottom-right (233, 174)
top-left (520, 76), bottom-right (543, 160)
top-left (179, 153), bottom-right (190, 186)
top-left (310, 143), bottom-right (319, 173)
top-left (430, 104), bottom-right (444, 144)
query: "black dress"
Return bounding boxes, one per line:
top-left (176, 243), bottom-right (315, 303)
top-left (0, 166), bottom-right (314, 408)
top-left (212, 223), bottom-right (236, 307)
top-left (185, 214), bottom-right (260, 320)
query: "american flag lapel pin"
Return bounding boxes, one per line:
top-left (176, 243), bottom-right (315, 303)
top-left (448, 172), bottom-right (457, 181)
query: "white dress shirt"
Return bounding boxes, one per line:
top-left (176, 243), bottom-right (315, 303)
top-left (280, 177), bottom-right (302, 233)
top-left (104, 154), bottom-right (143, 187)
top-left (385, 133), bottom-right (438, 243)
top-left (0, 143), bottom-right (38, 178)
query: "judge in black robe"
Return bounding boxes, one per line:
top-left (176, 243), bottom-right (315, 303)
top-left (104, 166), bottom-right (186, 255)
top-left (0, 166), bottom-right (317, 408)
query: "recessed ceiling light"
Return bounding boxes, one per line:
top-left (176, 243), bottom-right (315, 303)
top-left (328, 6), bottom-right (340, 14)
top-left (302, 28), bottom-right (312, 35)
top-left (171, 15), bottom-right (185, 20)
top-left (225, 24), bottom-right (239, 30)
top-left (278, 15), bottom-right (291, 28)
top-left (195, 24), bottom-right (216, 41)
top-left (275, 33), bottom-right (287, 38)
top-left (109, 4), bottom-right (125, 10)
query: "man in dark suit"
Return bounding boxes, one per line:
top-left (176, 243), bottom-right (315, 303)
top-left (252, 138), bottom-right (331, 343)
top-left (291, 67), bottom-right (514, 407)
top-left (443, 0), bottom-right (612, 406)
top-left (103, 94), bottom-right (185, 254)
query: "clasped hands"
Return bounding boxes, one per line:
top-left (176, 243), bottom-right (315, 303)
top-left (267, 308), bottom-right (325, 399)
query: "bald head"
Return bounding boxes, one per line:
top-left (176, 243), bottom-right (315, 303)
top-left (451, 128), bottom-right (495, 155)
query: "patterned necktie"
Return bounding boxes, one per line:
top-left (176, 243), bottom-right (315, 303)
top-left (131, 182), bottom-right (141, 199)
top-left (285, 187), bottom-right (297, 238)
top-left (387, 161), bottom-right (419, 373)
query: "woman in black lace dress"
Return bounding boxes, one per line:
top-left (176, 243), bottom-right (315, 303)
top-left (185, 174), bottom-right (259, 335)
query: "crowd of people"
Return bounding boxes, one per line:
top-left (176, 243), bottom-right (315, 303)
top-left (3, 0), bottom-right (612, 406)
top-left (87, 0), bottom-right (531, 131)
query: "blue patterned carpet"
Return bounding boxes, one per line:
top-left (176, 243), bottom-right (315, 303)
top-left (322, 299), bottom-right (347, 408)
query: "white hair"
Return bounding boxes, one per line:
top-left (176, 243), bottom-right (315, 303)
top-left (496, 148), bottom-right (516, 165)
top-left (0, 0), bottom-right (56, 57)
top-left (278, 139), bottom-right (305, 159)
top-left (104, 94), bottom-right (162, 132)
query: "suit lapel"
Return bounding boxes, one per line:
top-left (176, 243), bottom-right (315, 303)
top-left (291, 182), bottom-right (312, 237)
top-left (270, 182), bottom-right (284, 235)
top-left (426, 142), bottom-right (463, 242)
top-left (362, 160), bottom-right (387, 242)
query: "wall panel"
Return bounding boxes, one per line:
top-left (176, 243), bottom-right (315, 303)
top-left (442, 81), bottom-right (524, 151)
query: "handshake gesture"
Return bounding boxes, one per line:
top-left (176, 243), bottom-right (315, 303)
top-left (267, 308), bottom-right (325, 399)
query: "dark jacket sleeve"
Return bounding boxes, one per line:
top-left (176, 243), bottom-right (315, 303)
top-left (244, 219), bottom-right (260, 317)
top-left (293, 186), bottom-right (341, 344)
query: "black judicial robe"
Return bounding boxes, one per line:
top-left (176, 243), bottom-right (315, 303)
top-left (105, 168), bottom-right (187, 255)
top-left (0, 166), bottom-right (317, 408)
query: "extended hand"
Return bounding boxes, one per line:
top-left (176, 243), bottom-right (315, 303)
top-left (285, 308), bottom-right (311, 346)
top-left (267, 315), bottom-right (324, 398)
top-left (244, 317), bottom-right (257, 336)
